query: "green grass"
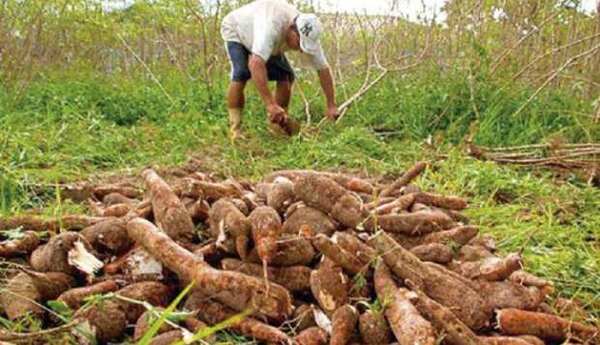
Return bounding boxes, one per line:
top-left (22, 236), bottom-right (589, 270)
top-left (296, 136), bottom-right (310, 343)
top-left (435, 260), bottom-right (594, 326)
top-left (1, 68), bottom-right (599, 340)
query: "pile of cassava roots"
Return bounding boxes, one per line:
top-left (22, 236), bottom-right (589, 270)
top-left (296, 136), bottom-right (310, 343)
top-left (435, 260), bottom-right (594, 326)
top-left (0, 162), bottom-right (598, 345)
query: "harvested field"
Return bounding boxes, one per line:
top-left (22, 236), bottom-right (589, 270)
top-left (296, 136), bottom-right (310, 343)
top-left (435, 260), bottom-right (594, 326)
top-left (0, 162), bottom-right (598, 344)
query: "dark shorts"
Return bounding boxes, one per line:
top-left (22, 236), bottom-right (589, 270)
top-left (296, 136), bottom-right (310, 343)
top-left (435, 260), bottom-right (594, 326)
top-left (226, 41), bottom-right (295, 82)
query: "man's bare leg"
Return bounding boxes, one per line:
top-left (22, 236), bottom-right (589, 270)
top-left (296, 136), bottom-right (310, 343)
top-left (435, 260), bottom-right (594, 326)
top-left (227, 81), bottom-right (247, 140)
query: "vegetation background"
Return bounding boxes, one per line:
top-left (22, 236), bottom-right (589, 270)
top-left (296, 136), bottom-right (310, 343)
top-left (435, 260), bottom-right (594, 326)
top-left (0, 0), bottom-right (599, 341)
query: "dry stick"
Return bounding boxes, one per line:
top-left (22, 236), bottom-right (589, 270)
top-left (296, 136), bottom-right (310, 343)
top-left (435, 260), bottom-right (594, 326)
top-left (117, 34), bottom-right (175, 105)
top-left (126, 218), bottom-right (293, 321)
top-left (512, 43), bottom-right (600, 118)
top-left (336, 68), bottom-right (387, 122)
top-left (512, 32), bottom-right (600, 80)
top-left (489, 150), bottom-right (600, 164)
top-left (490, 12), bottom-right (559, 75)
top-left (317, 58), bottom-right (424, 127)
top-left (0, 320), bottom-right (80, 342)
top-left (334, 31), bottom-right (388, 122)
top-left (486, 151), bottom-right (539, 159)
top-left (296, 81), bottom-right (313, 125)
top-left (553, 147), bottom-right (600, 154)
top-left (484, 143), bottom-right (600, 152)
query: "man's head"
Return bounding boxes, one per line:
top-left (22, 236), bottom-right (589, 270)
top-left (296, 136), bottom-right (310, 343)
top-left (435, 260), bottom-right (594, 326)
top-left (287, 14), bottom-right (323, 53)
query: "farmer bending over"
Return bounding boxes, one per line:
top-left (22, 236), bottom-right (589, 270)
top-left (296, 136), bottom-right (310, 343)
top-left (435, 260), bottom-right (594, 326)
top-left (221, 0), bottom-right (338, 140)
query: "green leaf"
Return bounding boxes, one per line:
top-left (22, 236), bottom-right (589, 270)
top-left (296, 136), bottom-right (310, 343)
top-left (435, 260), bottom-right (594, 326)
top-left (137, 282), bottom-right (195, 345)
top-left (0, 316), bottom-right (14, 329)
top-left (47, 300), bottom-right (74, 320)
top-left (172, 308), bottom-right (253, 345)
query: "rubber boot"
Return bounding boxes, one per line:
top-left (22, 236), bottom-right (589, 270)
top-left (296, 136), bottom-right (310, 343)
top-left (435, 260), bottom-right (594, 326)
top-left (228, 108), bottom-right (244, 141)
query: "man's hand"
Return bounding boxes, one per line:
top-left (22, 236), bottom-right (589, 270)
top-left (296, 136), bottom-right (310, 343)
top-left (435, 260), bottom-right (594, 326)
top-left (325, 105), bottom-right (339, 121)
top-left (267, 103), bottom-right (287, 125)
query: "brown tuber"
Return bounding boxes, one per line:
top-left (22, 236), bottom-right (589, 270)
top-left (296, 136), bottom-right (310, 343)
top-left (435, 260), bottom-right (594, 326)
top-left (413, 192), bottom-right (468, 210)
top-left (249, 206), bottom-right (282, 268)
top-left (477, 280), bottom-right (547, 311)
top-left (0, 231), bottom-right (39, 257)
top-left (142, 169), bottom-right (196, 243)
top-left (330, 304), bottom-right (358, 345)
top-left (145, 330), bottom-right (184, 345)
top-left (247, 234), bottom-right (316, 267)
top-left (311, 234), bottom-right (365, 275)
top-left (93, 184), bottom-right (140, 200)
top-left (80, 218), bottom-right (132, 256)
top-left (30, 231), bottom-right (96, 275)
top-left (372, 194), bottom-right (416, 215)
top-left (373, 261), bottom-right (436, 345)
top-left (368, 231), bottom-right (490, 330)
top-left (282, 206), bottom-right (336, 237)
top-left (184, 293), bottom-right (291, 344)
top-left (508, 271), bottom-right (553, 288)
top-left (267, 177), bottom-right (295, 213)
top-left (127, 218), bottom-right (293, 320)
top-left (266, 170), bottom-right (374, 194)
top-left (458, 245), bottom-right (495, 262)
top-left (77, 299), bottom-right (128, 343)
top-left (393, 225), bottom-right (479, 249)
top-left (90, 202), bottom-right (132, 218)
top-left (0, 271), bottom-right (74, 320)
top-left (221, 258), bottom-right (311, 292)
top-left (358, 310), bottom-right (393, 345)
top-left (333, 232), bottom-right (376, 267)
top-left (294, 173), bottom-right (367, 228)
top-left (410, 243), bottom-right (454, 264)
top-left (369, 211), bottom-right (455, 235)
top-left (133, 308), bottom-right (175, 341)
top-left (496, 308), bottom-right (599, 343)
top-left (459, 253), bottom-right (523, 281)
top-left (294, 326), bottom-right (329, 345)
top-left (58, 280), bottom-right (119, 309)
top-left (0, 214), bottom-right (107, 232)
top-left (310, 258), bottom-right (350, 316)
top-left (103, 192), bottom-right (137, 206)
top-left (116, 281), bottom-right (172, 323)
top-left (407, 281), bottom-right (482, 345)
top-left (478, 336), bottom-right (540, 345)
top-left (208, 198), bottom-right (251, 258)
top-left (292, 304), bottom-right (318, 332)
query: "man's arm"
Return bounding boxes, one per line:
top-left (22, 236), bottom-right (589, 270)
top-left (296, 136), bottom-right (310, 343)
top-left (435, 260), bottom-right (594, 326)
top-left (248, 54), bottom-right (286, 123)
top-left (318, 67), bottom-right (338, 120)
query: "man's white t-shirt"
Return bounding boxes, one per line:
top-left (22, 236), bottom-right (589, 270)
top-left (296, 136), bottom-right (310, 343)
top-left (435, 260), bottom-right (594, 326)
top-left (221, 0), bottom-right (328, 70)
